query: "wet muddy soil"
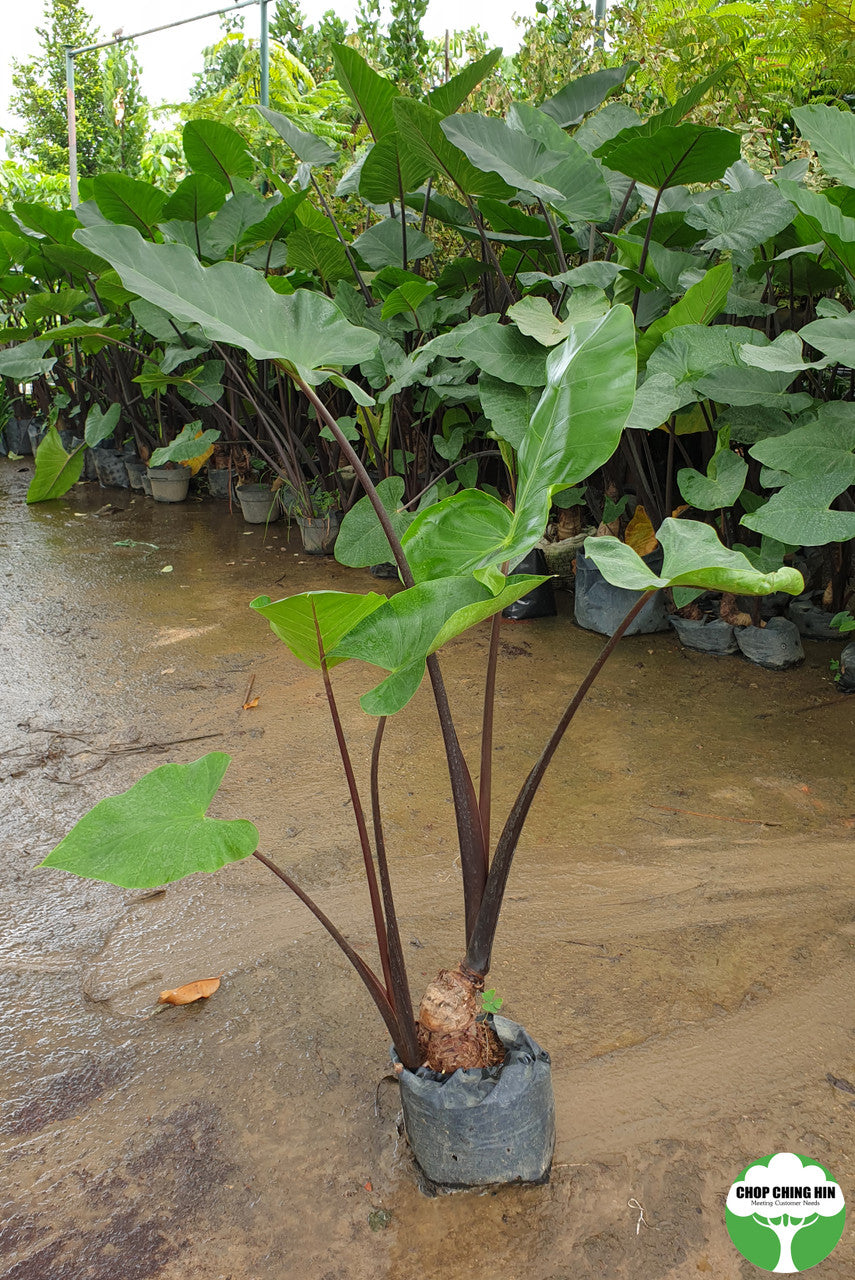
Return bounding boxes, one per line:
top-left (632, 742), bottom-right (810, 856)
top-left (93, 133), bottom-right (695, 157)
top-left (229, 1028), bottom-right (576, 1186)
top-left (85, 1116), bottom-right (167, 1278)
top-left (1, 458), bottom-right (854, 1279)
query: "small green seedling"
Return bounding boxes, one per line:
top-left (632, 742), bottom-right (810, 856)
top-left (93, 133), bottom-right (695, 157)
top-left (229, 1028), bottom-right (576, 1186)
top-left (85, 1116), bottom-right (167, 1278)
top-left (481, 988), bottom-right (504, 1015)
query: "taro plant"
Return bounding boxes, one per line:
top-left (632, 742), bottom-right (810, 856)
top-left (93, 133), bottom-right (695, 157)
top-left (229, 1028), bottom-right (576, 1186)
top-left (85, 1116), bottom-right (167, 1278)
top-left (39, 215), bottom-right (805, 1109)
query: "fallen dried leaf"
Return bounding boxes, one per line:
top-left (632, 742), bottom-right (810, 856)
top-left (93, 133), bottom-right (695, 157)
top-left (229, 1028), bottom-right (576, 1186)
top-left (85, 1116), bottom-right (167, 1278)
top-left (242, 696), bottom-right (259, 710)
top-left (158, 977), bottom-right (221, 1005)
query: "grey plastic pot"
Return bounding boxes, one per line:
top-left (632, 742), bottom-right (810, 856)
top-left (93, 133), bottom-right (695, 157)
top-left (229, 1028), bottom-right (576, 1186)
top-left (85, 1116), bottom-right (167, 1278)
top-left (574, 546), bottom-right (669, 636)
top-left (4, 418), bottom-right (34, 455)
top-left (124, 456), bottom-right (148, 490)
top-left (669, 615), bottom-right (738, 656)
top-left (297, 511), bottom-right (340, 555)
top-left (207, 466), bottom-right (234, 499)
top-left (788, 596), bottom-right (843, 641)
top-left (735, 617), bottom-right (804, 670)
top-left (838, 642), bottom-right (855, 693)
top-left (147, 466), bottom-right (189, 503)
top-left (27, 421), bottom-right (48, 453)
top-left (395, 1016), bottom-right (555, 1190)
top-left (236, 483), bottom-right (281, 524)
top-left (94, 448), bottom-right (131, 489)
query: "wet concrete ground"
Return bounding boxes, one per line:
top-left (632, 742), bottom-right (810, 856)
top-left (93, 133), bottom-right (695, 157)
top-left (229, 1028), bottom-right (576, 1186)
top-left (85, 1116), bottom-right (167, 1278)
top-left (1, 456), bottom-right (854, 1279)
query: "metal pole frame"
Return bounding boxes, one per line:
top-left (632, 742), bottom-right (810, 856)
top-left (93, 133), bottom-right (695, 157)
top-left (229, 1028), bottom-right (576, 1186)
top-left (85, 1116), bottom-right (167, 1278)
top-left (65, 0), bottom-right (269, 206)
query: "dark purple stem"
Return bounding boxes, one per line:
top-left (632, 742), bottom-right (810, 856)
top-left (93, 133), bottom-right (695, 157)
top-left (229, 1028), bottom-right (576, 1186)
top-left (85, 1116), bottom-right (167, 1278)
top-left (312, 605), bottom-right (394, 999)
top-left (252, 850), bottom-right (402, 1045)
top-left (464, 591), bottom-right (656, 976)
top-left (370, 718), bottom-right (420, 1067)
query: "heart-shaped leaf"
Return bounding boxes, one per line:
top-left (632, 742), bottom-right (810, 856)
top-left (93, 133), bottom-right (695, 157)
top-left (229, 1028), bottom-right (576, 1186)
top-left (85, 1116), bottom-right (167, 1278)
top-left (39, 753), bottom-right (259, 888)
top-left (585, 518), bottom-right (804, 595)
top-left (250, 590), bottom-right (385, 668)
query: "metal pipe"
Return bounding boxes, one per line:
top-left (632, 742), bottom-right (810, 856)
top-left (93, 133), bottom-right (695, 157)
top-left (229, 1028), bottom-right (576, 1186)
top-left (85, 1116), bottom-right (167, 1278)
top-left (260, 0), bottom-right (270, 107)
top-left (64, 0), bottom-right (263, 204)
top-left (71, 0), bottom-right (262, 56)
top-left (594, 0), bottom-right (607, 46)
top-left (65, 45), bottom-right (79, 207)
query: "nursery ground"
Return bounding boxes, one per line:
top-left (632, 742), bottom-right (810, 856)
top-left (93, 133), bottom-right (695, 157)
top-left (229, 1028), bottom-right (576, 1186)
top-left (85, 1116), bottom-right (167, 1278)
top-left (1, 456), bottom-right (854, 1280)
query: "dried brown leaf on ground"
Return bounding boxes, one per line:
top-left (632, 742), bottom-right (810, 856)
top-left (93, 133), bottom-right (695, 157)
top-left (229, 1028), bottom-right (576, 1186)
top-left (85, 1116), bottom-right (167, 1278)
top-left (158, 977), bottom-right (221, 1005)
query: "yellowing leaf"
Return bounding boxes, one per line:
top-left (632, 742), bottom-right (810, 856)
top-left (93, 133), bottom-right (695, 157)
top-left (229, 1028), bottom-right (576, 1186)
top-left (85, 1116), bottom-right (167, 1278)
top-left (181, 439), bottom-right (215, 476)
top-left (625, 505), bottom-right (658, 557)
top-left (242, 696), bottom-right (259, 710)
top-left (158, 976), bottom-right (221, 1005)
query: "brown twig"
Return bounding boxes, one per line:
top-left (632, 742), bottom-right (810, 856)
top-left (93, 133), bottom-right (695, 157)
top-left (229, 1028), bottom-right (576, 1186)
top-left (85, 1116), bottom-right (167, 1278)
top-left (647, 804), bottom-right (781, 827)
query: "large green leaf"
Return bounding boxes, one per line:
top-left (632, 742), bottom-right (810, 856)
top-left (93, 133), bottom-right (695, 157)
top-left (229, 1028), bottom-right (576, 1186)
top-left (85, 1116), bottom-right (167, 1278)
top-left (256, 106), bottom-right (339, 167)
top-left (417, 314), bottom-right (548, 385)
top-left (183, 120), bottom-right (254, 188)
top-left (402, 488), bottom-right (514, 584)
top-left (505, 103), bottom-right (612, 222)
top-left (741, 475), bottom-right (855, 546)
top-left (539, 63), bottom-right (638, 128)
top-left (478, 374), bottom-right (542, 451)
top-left (250, 590), bottom-right (385, 668)
top-left (441, 111), bottom-right (608, 220)
top-left (593, 123), bottom-right (740, 190)
top-left (777, 181), bottom-right (855, 292)
top-left (26, 427), bottom-right (84, 504)
top-left (358, 134), bottom-right (433, 204)
top-left (749, 407), bottom-right (855, 480)
top-left (0, 338), bottom-right (55, 379)
top-left (92, 173), bottom-right (167, 239)
top-left (40, 753), bottom-right (258, 888)
top-left (199, 192), bottom-right (271, 258)
top-left (13, 202), bottom-right (80, 245)
top-left (625, 371), bottom-right (696, 431)
top-left (74, 224), bottom-right (378, 376)
top-left (684, 184), bottom-right (795, 264)
top-left (161, 173), bottom-right (227, 223)
top-left (285, 226), bottom-right (352, 284)
top-left (352, 218), bottom-right (434, 269)
top-left (392, 99), bottom-right (514, 201)
top-left (637, 262), bottom-right (732, 364)
top-left (335, 477), bottom-right (414, 568)
top-left (800, 313), bottom-right (855, 367)
top-left (791, 103), bottom-right (855, 188)
top-left (584, 518), bottom-right (804, 595)
top-left (677, 429), bottom-right (748, 510)
top-left (508, 306), bottom-right (637, 557)
top-left (331, 574), bottom-right (548, 715)
top-left (332, 44), bottom-right (398, 140)
top-left (404, 308), bottom-right (637, 581)
top-left (84, 402), bottom-right (121, 447)
top-left (427, 49), bottom-right (502, 116)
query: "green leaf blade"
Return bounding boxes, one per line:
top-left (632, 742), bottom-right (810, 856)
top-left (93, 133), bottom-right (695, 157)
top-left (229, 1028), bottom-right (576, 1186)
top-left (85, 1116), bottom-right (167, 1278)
top-left (39, 753), bottom-right (258, 888)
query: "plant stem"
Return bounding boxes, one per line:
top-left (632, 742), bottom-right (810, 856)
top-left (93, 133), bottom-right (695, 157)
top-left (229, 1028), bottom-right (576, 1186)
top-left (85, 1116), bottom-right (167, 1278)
top-left (313, 607), bottom-right (394, 999)
top-left (292, 372), bottom-right (488, 941)
top-left (252, 850), bottom-right (408, 1055)
top-left (479, 609), bottom-right (502, 856)
top-left (370, 718), bottom-right (420, 1066)
top-left (464, 591), bottom-right (656, 976)
top-left (310, 174), bottom-right (373, 306)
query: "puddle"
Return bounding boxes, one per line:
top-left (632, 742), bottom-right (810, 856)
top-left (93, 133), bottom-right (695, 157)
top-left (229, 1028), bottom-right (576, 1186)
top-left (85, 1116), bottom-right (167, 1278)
top-left (2, 458), bottom-right (854, 1279)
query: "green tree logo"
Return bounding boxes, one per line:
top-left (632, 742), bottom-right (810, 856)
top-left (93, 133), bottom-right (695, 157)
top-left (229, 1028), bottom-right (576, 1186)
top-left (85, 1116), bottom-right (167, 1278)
top-left (726, 1153), bottom-right (845, 1273)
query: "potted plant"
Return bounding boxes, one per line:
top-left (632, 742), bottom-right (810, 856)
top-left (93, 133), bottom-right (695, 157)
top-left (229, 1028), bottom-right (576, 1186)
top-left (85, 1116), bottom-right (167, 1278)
top-left (147, 422), bottom-right (221, 503)
top-left (39, 303), bottom-right (804, 1188)
top-left (235, 457), bottom-right (283, 524)
top-left (293, 482), bottom-right (341, 554)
